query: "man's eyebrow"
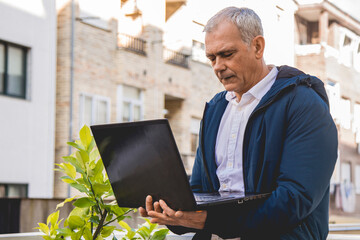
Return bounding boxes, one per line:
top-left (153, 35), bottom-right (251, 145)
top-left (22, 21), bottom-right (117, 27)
top-left (206, 49), bottom-right (236, 58)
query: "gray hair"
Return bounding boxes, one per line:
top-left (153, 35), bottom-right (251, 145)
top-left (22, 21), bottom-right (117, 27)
top-left (203, 7), bottom-right (263, 45)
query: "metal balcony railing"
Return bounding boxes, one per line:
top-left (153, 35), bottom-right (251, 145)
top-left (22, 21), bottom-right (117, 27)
top-left (118, 34), bottom-right (146, 56)
top-left (164, 48), bottom-right (190, 68)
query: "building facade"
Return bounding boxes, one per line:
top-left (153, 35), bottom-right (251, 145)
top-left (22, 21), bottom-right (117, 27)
top-left (5, 0), bottom-right (360, 233)
top-left (0, 0), bottom-right (57, 199)
top-left (54, 0), bottom-right (298, 198)
top-left (295, 0), bottom-right (360, 216)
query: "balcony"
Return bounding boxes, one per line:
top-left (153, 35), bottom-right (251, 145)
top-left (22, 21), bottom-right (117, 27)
top-left (118, 33), bottom-right (147, 56)
top-left (164, 48), bottom-right (190, 68)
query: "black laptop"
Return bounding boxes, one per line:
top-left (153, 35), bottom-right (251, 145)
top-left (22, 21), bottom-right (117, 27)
top-left (90, 119), bottom-right (270, 211)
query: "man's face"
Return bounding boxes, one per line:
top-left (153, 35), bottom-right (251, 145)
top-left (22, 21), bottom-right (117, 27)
top-left (205, 21), bottom-right (259, 97)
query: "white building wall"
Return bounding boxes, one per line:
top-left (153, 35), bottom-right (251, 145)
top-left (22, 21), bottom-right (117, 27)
top-left (0, 0), bottom-right (56, 198)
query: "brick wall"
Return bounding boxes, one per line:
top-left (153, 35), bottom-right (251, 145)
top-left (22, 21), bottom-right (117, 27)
top-left (54, 4), bottom-right (223, 197)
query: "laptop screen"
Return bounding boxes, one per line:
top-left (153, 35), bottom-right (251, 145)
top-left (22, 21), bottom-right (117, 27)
top-left (91, 119), bottom-right (197, 210)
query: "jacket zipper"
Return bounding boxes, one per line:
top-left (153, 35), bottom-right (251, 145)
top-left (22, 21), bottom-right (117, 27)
top-left (242, 83), bottom-right (296, 192)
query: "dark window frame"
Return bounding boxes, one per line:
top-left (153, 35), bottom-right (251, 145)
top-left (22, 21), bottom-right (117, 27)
top-left (0, 183), bottom-right (28, 198)
top-left (0, 40), bottom-right (28, 99)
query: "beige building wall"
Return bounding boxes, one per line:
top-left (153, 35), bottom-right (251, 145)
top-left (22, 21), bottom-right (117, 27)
top-left (54, 0), bottom-right (298, 198)
top-left (54, 1), bottom-right (224, 197)
top-left (295, 1), bottom-right (360, 216)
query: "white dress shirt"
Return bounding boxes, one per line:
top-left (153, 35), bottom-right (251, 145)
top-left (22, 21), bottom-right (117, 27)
top-left (215, 66), bottom-right (278, 192)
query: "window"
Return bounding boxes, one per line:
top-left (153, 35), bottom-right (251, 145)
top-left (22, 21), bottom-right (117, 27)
top-left (353, 103), bottom-right (360, 133)
top-left (192, 40), bottom-right (208, 64)
top-left (340, 34), bottom-right (354, 67)
top-left (341, 162), bottom-right (351, 184)
top-left (117, 85), bottom-right (143, 122)
top-left (0, 40), bottom-right (27, 99)
top-left (190, 118), bottom-right (201, 153)
top-left (354, 41), bottom-right (360, 72)
top-left (339, 98), bottom-right (351, 129)
top-left (325, 81), bottom-right (340, 122)
top-left (0, 184), bottom-right (27, 198)
top-left (356, 166), bottom-right (360, 194)
top-left (79, 93), bottom-right (110, 127)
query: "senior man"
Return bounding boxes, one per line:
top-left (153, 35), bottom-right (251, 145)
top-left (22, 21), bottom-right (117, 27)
top-left (140, 6), bottom-right (337, 240)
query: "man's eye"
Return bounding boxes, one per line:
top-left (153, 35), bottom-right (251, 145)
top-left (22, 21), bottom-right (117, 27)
top-left (224, 53), bottom-right (233, 57)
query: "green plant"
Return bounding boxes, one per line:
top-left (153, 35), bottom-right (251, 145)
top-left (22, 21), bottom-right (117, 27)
top-left (36, 125), bottom-right (169, 240)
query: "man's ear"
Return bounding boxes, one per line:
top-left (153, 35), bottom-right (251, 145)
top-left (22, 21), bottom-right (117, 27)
top-left (252, 35), bottom-right (265, 59)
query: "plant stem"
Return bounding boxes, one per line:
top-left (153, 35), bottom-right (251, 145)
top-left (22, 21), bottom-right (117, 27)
top-left (87, 176), bottom-right (103, 216)
top-left (104, 209), bottom-right (133, 226)
top-left (93, 209), bottom-right (108, 240)
top-left (91, 207), bottom-right (94, 234)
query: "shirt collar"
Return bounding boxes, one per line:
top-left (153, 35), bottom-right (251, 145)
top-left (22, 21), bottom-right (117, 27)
top-left (225, 65), bottom-right (278, 102)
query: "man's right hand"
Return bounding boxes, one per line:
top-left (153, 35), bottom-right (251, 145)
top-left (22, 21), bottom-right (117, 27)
top-left (139, 195), bottom-right (163, 217)
top-left (138, 195), bottom-right (207, 230)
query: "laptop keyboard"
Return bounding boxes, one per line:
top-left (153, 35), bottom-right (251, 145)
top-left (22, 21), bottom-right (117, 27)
top-left (194, 193), bottom-right (236, 202)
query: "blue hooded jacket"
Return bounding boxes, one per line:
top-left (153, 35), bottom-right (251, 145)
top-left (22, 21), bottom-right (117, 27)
top-left (184, 66), bottom-right (338, 239)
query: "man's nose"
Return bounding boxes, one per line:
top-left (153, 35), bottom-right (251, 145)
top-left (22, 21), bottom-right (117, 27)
top-left (213, 58), bottom-right (226, 73)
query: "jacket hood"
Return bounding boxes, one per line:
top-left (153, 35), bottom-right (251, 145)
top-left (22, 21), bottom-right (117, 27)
top-left (274, 65), bottom-right (329, 106)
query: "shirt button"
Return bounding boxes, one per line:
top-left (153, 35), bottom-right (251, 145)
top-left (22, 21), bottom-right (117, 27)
top-left (227, 162), bottom-right (233, 168)
top-left (222, 184), bottom-right (227, 189)
top-left (231, 134), bottom-right (236, 138)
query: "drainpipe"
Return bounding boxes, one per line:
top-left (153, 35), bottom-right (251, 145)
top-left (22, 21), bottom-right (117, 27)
top-left (68, 0), bottom-right (76, 198)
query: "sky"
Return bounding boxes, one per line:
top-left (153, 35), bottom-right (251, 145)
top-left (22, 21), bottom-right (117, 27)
top-left (329, 0), bottom-right (360, 22)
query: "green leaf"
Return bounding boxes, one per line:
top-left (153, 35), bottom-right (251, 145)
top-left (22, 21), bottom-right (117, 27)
top-left (137, 226), bottom-right (150, 240)
top-left (101, 226), bottom-right (116, 238)
top-left (118, 221), bottom-right (131, 232)
top-left (61, 176), bottom-right (76, 184)
top-left (112, 235), bottom-right (118, 240)
top-left (59, 162), bottom-right (76, 179)
top-left (90, 215), bottom-right (100, 225)
top-left (90, 159), bottom-right (104, 182)
top-left (36, 222), bottom-right (49, 235)
top-left (56, 196), bottom-right (77, 209)
top-left (93, 182), bottom-right (110, 196)
top-left (111, 206), bottom-right (131, 217)
top-left (56, 227), bottom-right (73, 236)
top-left (149, 229), bottom-right (169, 240)
top-left (79, 149), bottom-right (90, 165)
top-left (71, 230), bottom-right (83, 240)
top-left (80, 125), bottom-right (93, 149)
top-left (106, 212), bottom-right (113, 221)
top-left (89, 144), bottom-right (99, 162)
top-left (69, 206), bottom-right (89, 218)
top-left (67, 141), bottom-right (86, 151)
top-left (62, 156), bottom-right (85, 174)
top-left (88, 138), bottom-right (96, 151)
top-left (126, 230), bottom-right (136, 240)
top-left (73, 197), bottom-right (96, 208)
top-left (76, 176), bottom-right (91, 188)
top-left (83, 227), bottom-right (92, 240)
top-left (47, 211), bottom-right (59, 227)
top-left (69, 183), bottom-right (89, 193)
top-left (67, 215), bottom-right (85, 230)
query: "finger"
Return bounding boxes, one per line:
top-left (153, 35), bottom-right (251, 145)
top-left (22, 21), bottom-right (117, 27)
top-left (145, 195), bottom-right (153, 212)
top-left (159, 199), bottom-right (176, 217)
top-left (174, 211), bottom-right (184, 218)
top-left (148, 210), bottom-right (168, 220)
top-left (150, 217), bottom-right (173, 226)
top-left (154, 201), bottom-right (162, 213)
top-left (138, 207), bottom-right (148, 217)
top-left (148, 212), bottom-right (174, 225)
